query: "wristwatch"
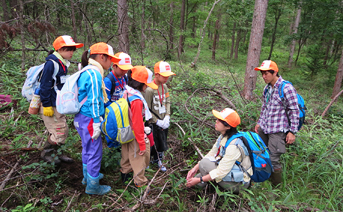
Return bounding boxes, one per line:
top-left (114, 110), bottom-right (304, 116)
top-left (200, 176), bottom-right (204, 184)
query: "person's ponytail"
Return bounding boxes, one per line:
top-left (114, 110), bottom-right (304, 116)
top-left (81, 50), bottom-right (90, 68)
top-left (47, 50), bottom-right (54, 56)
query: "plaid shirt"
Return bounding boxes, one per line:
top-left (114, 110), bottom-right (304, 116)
top-left (258, 76), bottom-right (299, 134)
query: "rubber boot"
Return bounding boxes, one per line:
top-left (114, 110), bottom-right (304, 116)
top-left (58, 152), bottom-right (74, 163)
top-left (41, 141), bottom-right (60, 165)
top-left (271, 169), bottom-right (282, 188)
top-left (85, 173), bottom-right (111, 195)
top-left (82, 164), bottom-right (104, 185)
top-left (121, 172), bottom-right (133, 185)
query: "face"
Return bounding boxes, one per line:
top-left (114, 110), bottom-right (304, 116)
top-left (142, 84), bottom-right (148, 92)
top-left (57, 48), bottom-right (75, 60)
top-left (112, 65), bottom-right (128, 78)
top-left (215, 119), bottom-right (231, 135)
top-left (99, 55), bottom-right (113, 70)
top-left (260, 70), bottom-right (277, 84)
top-left (155, 74), bottom-right (169, 84)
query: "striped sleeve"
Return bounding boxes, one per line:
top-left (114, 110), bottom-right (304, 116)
top-left (283, 84), bottom-right (300, 132)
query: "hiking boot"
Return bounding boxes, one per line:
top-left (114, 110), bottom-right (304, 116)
top-left (58, 154), bottom-right (74, 163)
top-left (271, 169), bottom-right (282, 188)
top-left (157, 160), bottom-right (167, 172)
top-left (85, 173), bottom-right (111, 195)
top-left (121, 172), bottom-right (133, 185)
top-left (41, 149), bottom-right (61, 165)
top-left (82, 164), bottom-right (104, 185)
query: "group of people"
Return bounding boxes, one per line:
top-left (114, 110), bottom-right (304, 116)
top-left (36, 35), bottom-right (300, 196)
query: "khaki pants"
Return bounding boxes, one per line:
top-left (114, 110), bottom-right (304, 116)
top-left (120, 138), bottom-right (150, 186)
top-left (39, 106), bottom-right (68, 145)
top-left (257, 127), bottom-right (286, 170)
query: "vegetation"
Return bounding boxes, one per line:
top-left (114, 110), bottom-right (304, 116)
top-left (1, 0), bottom-right (343, 211)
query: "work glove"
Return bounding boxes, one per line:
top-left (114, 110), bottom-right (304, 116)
top-left (100, 116), bottom-right (104, 122)
top-left (92, 122), bottom-right (101, 140)
top-left (43, 106), bottom-right (54, 117)
top-left (161, 115), bottom-right (170, 129)
top-left (156, 119), bottom-right (164, 128)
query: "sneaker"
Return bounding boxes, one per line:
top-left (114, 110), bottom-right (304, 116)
top-left (158, 160), bottom-right (167, 172)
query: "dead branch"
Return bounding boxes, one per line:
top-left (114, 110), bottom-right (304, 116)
top-left (64, 191), bottom-right (79, 212)
top-left (154, 162), bottom-right (184, 183)
top-left (0, 147), bottom-right (40, 152)
top-left (209, 193), bottom-right (217, 212)
top-left (275, 205), bottom-right (327, 212)
top-left (0, 140), bottom-right (33, 191)
top-left (321, 89), bottom-right (343, 117)
top-left (174, 122), bottom-right (204, 159)
top-left (192, 0), bottom-right (221, 67)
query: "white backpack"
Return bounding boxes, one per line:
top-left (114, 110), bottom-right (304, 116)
top-left (22, 60), bottom-right (59, 101)
top-left (56, 65), bottom-right (99, 115)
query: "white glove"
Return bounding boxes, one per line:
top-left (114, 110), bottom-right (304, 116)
top-left (92, 122), bottom-right (101, 140)
top-left (144, 126), bottom-right (151, 135)
top-left (162, 115), bottom-right (170, 129)
top-left (156, 119), bottom-right (164, 128)
top-left (100, 116), bottom-right (104, 122)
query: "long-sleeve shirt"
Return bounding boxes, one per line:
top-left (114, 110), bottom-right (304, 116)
top-left (104, 72), bottom-right (127, 107)
top-left (204, 135), bottom-right (252, 183)
top-left (143, 84), bottom-right (170, 123)
top-left (258, 76), bottom-right (299, 134)
top-left (130, 99), bottom-right (146, 151)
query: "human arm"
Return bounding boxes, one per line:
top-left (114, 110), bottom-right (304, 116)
top-left (186, 173), bottom-right (212, 188)
top-left (130, 99), bottom-right (146, 152)
top-left (40, 60), bottom-right (55, 108)
top-left (283, 84), bottom-right (300, 137)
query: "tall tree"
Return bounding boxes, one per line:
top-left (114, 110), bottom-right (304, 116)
top-left (169, 2), bottom-right (174, 50)
top-left (178, 0), bottom-right (186, 57)
top-left (331, 50), bottom-right (343, 98)
top-left (212, 18), bottom-right (220, 60)
top-left (2, 0), bottom-right (9, 21)
top-left (288, 3), bottom-right (301, 67)
top-left (70, 0), bottom-right (77, 41)
top-left (242, 0), bottom-right (268, 100)
top-left (118, 0), bottom-right (130, 53)
top-left (267, 0), bottom-right (284, 60)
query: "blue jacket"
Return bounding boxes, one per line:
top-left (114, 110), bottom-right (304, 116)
top-left (40, 54), bottom-right (68, 107)
top-left (104, 72), bottom-right (127, 107)
top-left (77, 66), bottom-right (104, 123)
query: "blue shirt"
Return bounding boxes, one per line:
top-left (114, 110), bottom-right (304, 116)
top-left (104, 72), bottom-right (127, 107)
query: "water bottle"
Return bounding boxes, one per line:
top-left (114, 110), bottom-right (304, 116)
top-left (28, 87), bottom-right (41, 114)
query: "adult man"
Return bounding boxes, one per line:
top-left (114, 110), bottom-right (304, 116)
top-left (254, 60), bottom-right (299, 187)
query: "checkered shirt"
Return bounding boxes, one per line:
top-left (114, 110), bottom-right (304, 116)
top-left (258, 76), bottom-right (300, 134)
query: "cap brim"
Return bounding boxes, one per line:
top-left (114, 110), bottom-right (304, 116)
top-left (118, 64), bottom-right (133, 70)
top-left (110, 56), bottom-right (121, 63)
top-left (159, 71), bottom-right (176, 77)
top-left (64, 43), bottom-right (84, 48)
top-left (254, 67), bottom-right (270, 71)
top-left (146, 81), bottom-right (158, 90)
top-left (212, 110), bottom-right (225, 121)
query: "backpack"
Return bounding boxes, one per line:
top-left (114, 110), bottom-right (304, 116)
top-left (106, 72), bottom-right (128, 95)
top-left (264, 80), bottom-right (306, 130)
top-left (101, 95), bottom-right (139, 147)
top-left (56, 65), bottom-right (98, 115)
top-left (224, 131), bottom-right (273, 183)
top-left (22, 60), bottom-right (59, 101)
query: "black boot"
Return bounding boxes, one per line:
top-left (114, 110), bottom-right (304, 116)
top-left (121, 172), bottom-right (133, 185)
top-left (41, 141), bottom-right (60, 165)
top-left (271, 169), bottom-right (282, 188)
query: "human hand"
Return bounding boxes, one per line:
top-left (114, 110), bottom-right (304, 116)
top-left (186, 167), bottom-right (197, 180)
top-left (139, 150), bottom-right (146, 156)
top-left (156, 119), bottom-right (164, 128)
top-left (186, 177), bottom-right (200, 188)
top-left (162, 115), bottom-right (170, 129)
top-left (286, 132), bottom-right (296, 144)
top-left (254, 124), bottom-right (260, 133)
top-left (91, 122), bottom-right (101, 140)
top-left (43, 106), bottom-right (54, 117)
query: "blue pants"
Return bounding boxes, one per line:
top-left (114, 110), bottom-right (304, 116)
top-left (74, 113), bottom-right (102, 178)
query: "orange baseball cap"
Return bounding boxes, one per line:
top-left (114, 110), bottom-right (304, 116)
top-left (212, 108), bottom-right (241, 128)
top-left (89, 42), bottom-right (120, 63)
top-left (254, 60), bottom-right (279, 72)
top-left (154, 61), bottom-right (176, 77)
top-left (131, 66), bottom-right (158, 89)
top-left (114, 52), bottom-right (133, 70)
top-left (53, 35), bottom-right (84, 50)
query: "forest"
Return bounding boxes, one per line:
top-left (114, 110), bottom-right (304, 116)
top-left (0, 0), bottom-right (343, 211)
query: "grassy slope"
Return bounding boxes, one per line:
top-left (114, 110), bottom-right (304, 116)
top-left (0, 42), bottom-right (342, 211)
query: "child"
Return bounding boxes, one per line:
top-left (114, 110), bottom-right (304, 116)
top-left (120, 66), bottom-right (157, 187)
top-left (40, 35), bottom-right (83, 165)
top-left (104, 52), bottom-right (133, 149)
top-left (74, 42), bottom-right (120, 195)
top-left (143, 61), bottom-right (176, 172)
top-left (186, 108), bottom-right (252, 193)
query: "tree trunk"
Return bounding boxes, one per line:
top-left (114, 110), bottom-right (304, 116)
top-left (70, 0), bottom-right (77, 41)
top-left (234, 29), bottom-right (241, 60)
top-left (268, 9), bottom-right (281, 60)
top-left (19, 0), bottom-right (25, 70)
top-left (230, 22), bottom-right (236, 59)
top-left (178, 0), bottom-right (186, 57)
top-left (169, 2), bottom-right (174, 50)
top-left (118, 0), bottom-right (130, 53)
top-left (140, 0), bottom-right (146, 50)
top-left (191, 14), bottom-right (196, 38)
top-left (288, 5), bottom-right (301, 67)
top-left (242, 0), bottom-right (269, 100)
top-left (9, 0), bottom-right (18, 19)
top-left (212, 19), bottom-right (220, 60)
top-left (2, 0), bottom-right (9, 21)
top-left (331, 49), bottom-right (343, 98)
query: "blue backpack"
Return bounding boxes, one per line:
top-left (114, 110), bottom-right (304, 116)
top-left (264, 80), bottom-right (306, 130)
top-left (224, 131), bottom-right (273, 183)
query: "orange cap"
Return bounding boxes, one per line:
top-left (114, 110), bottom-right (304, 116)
top-left (154, 61), bottom-right (176, 77)
top-left (212, 108), bottom-right (241, 128)
top-left (114, 52), bottom-right (133, 70)
top-left (131, 66), bottom-right (158, 89)
top-left (53, 35), bottom-right (84, 50)
top-left (254, 60), bottom-right (279, 72)
top-left (89, 42), bottom-right (120, 63)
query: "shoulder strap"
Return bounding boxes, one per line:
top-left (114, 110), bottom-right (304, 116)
top-left (149, 108), bottom-right (162, 120)
top-left (106, 72), bottom-right (116, 94)
top-left (224, 132), bottom-right (245, 149)
top-left (278, 80), bottom-right (292, 126)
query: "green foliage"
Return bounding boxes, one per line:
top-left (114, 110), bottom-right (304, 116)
top-left (11, 204), bottom-right (35, 212)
